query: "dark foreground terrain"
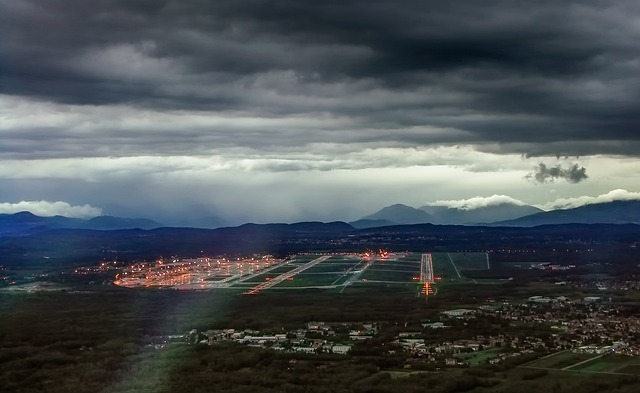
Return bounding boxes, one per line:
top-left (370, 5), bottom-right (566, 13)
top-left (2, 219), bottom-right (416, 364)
top-left (2, 281), bottom-right (640, 393)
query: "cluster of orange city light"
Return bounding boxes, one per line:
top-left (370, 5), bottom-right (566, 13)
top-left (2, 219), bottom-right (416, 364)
top-left (113, 255), bottom-right (277, 288)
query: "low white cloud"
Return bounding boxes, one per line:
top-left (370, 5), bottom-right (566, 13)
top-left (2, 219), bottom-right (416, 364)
top-left (424, 195), bottom-right (527, 210)
top-left (0, 201), bottom-right (102, 218)
top-left (540, 189), bottom-right (640, 210)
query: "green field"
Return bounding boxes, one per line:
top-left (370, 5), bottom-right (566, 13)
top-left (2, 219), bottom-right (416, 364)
top-left (304, 262), bottom-right (362, 274)
top-left (447, 252), bottom-right (490, 271)
top-left (568, 354), bottom-right (640, 374)
top-left (273, 273), bottom-right (346, 287)
top-left (361, 268), bottom-right (416, 282)
top-left (265, 264), bottom-right (299, 274)
top-left (369, 261), bottom-right (419, 272)
top-left (236, 272), bottom-right (285, 284)
top-left (521, 351), bottom-right (640, 375)
top-left (521, 351), bottom-right (595, 369)
top-left (522, 351), bottom-right (640, 375)
top-left (431, 253), bottom-right (464, 279)
top-left (231, 264), bottom-right (300, 284)
top-left (456, 348), bottom-right (502, 365)
top-left (288, 255), bottom-right (326, 264)
top-left (318, 256), bottom-right (362, 264)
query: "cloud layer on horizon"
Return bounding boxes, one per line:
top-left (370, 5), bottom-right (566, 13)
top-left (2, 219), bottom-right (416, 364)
top-left (4, 189), bottom-right (640, 222)
top-left (0, 201), bottom-right (102, 218)
top-left (425, 189), bottom-right (640, 213)
top-left (424, 195), bottom-right (528, 210)
top-left (539, 189), bottom-right (640, 211)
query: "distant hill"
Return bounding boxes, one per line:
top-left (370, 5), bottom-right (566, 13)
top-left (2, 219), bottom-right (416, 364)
top-left (0, 221), bottom-right (357, 267)
top-left (3, 221), bottom-right (640, 269)
top-left (162, 215), bottom-right (228, 229)
top-left (358, 204), bottom-right (433, 226)
top-left (496, 200), bottom-right (640, 226)
top-left (84, 216), bottom-right (162, 230)
top-left (420, 203), bottom-right (543, 225)
top-left (222, 221), bottom-right (354, 235)
top-left (0, 212), bottom-right (162, 235)
top-left (349, 219), bottom-right (397, 229)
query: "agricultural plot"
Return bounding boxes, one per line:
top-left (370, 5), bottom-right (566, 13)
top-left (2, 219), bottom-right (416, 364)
top-left (522, 352), bottom-right (640, 375)
top-left (456, 348), bottom-right (502, 366)
top-left (567, 355), bottom-right (640, 374)
top-left (522, 351), bottom-right (595, 369)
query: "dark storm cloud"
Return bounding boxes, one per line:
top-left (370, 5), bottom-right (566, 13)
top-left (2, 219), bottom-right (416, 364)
top-left (2, 0), bottom-right (640, 158)
top-left (527, 162), bottom-right (589, 184)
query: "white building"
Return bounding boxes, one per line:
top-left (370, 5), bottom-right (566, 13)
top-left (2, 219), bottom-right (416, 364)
top-left (332, 345), bottom-right (351, 355)
top-left (442, 309), bottom-right (474, 317)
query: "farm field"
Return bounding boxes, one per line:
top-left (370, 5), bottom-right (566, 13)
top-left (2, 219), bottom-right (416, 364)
top-left (456, 348), bottom-right (502, 365)
top-left (521, 350), bottom-right (595, 369)
top-left (521, 351), bottom-right (640, 375)
top-left (568, 354), bottom-right (640, 374)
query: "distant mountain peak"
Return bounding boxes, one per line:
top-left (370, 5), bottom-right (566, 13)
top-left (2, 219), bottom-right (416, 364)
top-left (359, 204), bottom-right (432, 226)
top-left (11, 211), bottom-right (38, 217)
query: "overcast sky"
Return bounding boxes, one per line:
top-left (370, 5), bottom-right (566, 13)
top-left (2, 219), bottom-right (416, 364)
top-left (2, 0), bottom-right (640, 225)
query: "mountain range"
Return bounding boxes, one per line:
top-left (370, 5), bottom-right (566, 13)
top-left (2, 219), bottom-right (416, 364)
top-left (1, 199), bottom-right (640, 237)
top-left (0, 211), bottom-right (162, 236)
top-left (352, 200), bottom-right (640, 228)
top-left (496, 200), bottom-right (640, 226)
